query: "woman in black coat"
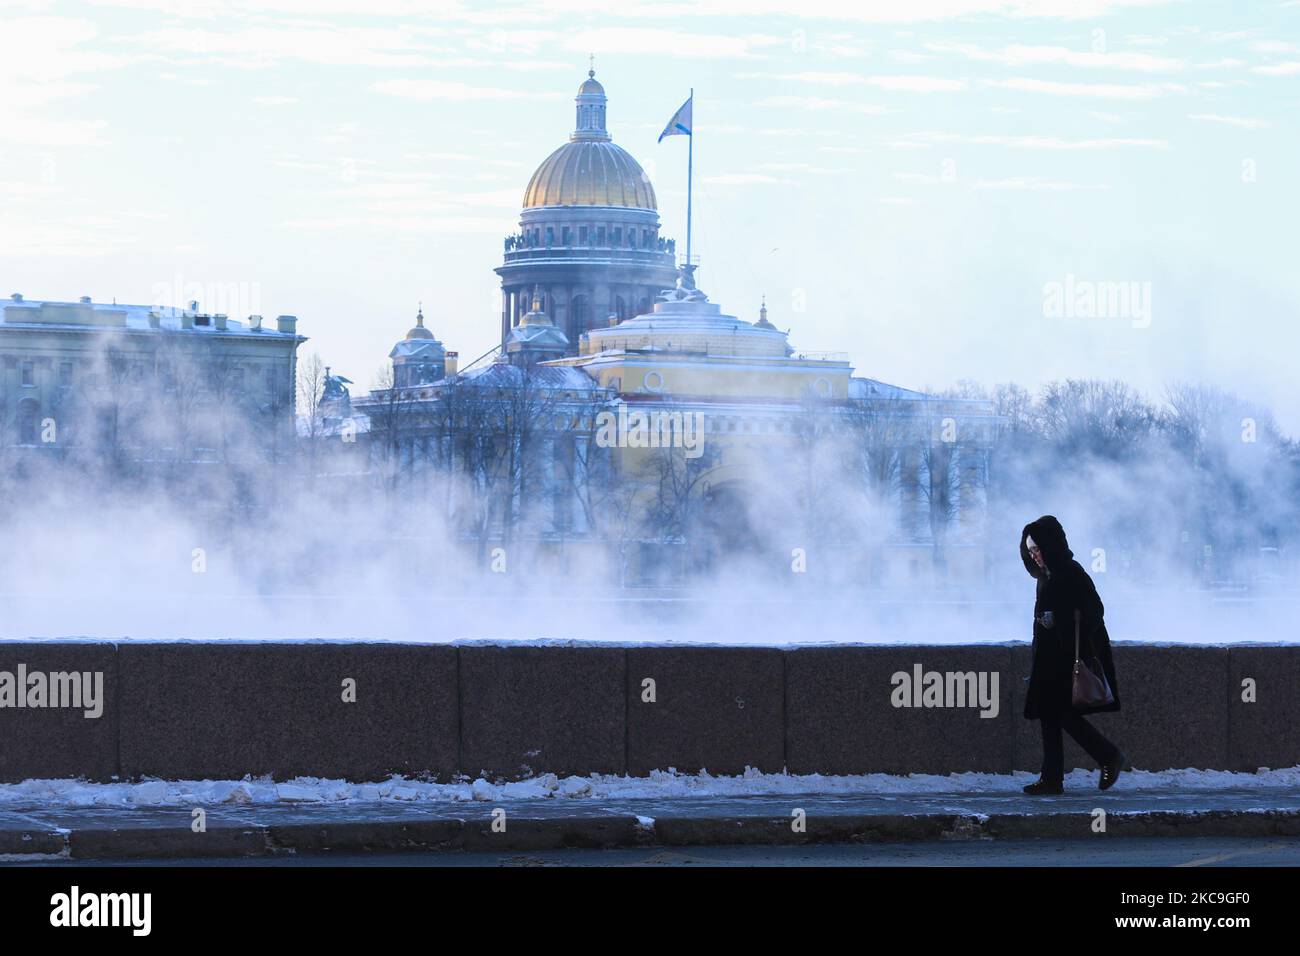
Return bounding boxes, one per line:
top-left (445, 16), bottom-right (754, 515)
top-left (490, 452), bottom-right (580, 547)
top-left (1020, 515), bottom-right (1126, 795)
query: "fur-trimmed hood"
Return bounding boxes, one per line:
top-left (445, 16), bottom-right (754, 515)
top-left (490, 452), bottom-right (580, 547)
top-left (1020, 514), bottom-right (1074, 578)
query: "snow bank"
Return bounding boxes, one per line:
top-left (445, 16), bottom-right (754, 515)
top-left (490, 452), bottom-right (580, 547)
top-left (3, 765), bottom-right (1298, 810)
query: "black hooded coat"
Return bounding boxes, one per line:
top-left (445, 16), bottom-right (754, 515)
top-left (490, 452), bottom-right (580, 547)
top-left (1021, 515), bottom-right (1121, 720)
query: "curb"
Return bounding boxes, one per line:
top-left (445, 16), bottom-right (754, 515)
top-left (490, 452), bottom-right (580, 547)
top-left (5, 808), bottom-right (1300, 860)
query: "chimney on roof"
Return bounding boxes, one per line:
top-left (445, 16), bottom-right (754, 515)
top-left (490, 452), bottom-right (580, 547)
top-left (214, 313), bottom-right (228, 330)
top-left (79, 296), bottom-right (91, 304)
top-left (276, 314), bottom-right (297, 334)
top-left (148, 311), bottom-right (161, 329)
top-left (445, 351), bottom-right (459, 376)
top-left (10, 293), bottom-right (22, 302)
top-left (248, 314), bottom-right (263, 331)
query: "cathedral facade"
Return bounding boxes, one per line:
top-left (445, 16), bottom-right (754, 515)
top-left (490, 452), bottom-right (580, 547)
top-left (495, 70), bottom-right (680, 353)
top-left (354, 68), bottom-right (999, 586)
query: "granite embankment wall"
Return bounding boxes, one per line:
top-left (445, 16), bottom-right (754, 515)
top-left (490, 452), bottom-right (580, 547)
top-left (1, 642), bottom-right (1295, 782)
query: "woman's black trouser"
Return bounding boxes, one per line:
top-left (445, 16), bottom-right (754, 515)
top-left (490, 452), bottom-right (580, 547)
top-left (1040, 712), bottom-right (1119, 781)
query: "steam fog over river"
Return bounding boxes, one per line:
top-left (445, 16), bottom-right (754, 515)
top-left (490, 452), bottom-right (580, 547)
top-left (2, 587), bottom-right (1292, 645)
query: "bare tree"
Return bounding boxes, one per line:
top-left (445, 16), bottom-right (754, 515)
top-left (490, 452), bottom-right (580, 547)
top-left (642, 436), bottom-right (722, 579)
top-left (369, 364), bottom-right (418, 494)
top-left (296, 353), bottom-right (328, 482)
top-left (1034, 378), bottom-right (1157, 460)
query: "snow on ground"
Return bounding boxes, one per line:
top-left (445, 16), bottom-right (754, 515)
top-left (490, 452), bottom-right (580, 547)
top-left (2, 766), bottom-right (1298, 809)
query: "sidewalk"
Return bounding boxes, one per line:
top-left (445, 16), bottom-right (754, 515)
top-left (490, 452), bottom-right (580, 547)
top-left (4, 786), bottom-right (1300, 860)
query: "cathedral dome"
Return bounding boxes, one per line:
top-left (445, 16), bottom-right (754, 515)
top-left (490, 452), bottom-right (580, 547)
top-left (521, 68), bottom-right (656, 211)
top-left (523, 141), bottom-right (656, 210)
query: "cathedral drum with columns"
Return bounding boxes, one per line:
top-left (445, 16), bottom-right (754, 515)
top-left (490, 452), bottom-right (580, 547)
top-left (496, 69), bottom-right (680, 354)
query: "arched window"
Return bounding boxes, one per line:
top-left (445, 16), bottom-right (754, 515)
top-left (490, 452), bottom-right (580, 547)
top-left (570, 294), bottom-right (590, 341)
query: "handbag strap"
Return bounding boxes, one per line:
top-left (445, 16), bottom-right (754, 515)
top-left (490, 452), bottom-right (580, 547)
top-left (1073, 609), bottom-right (1081, 663)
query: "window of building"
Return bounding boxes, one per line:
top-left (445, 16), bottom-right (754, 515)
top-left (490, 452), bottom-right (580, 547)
top-left (596, 226), bottom-right (606, 246)
top-left (59, 361), bottom-right (73, 387)
top-left (612, 227), bottom-right (622, 247)
top-left (17, 399), bottom-right (40, 445)
top-left (561, 226), bottom-right (571, 245)
top-left (578, 226), bottom-right (588, 244)
top-left (545, 226), bottom-right (554, 246)
top-left (20, 360), bottom-right (34, 387)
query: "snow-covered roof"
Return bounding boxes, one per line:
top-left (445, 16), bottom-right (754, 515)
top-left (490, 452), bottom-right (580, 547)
top-left (849, 377), bottom-right (929, 401)
top-left (297, 413), bottom-right (371, 438)
top-left (453, 362), bottom-right (604, 392)
top-left (390, 338), bottom-right (445, 360)
top-left (1, 295), bottom-right (300, 339)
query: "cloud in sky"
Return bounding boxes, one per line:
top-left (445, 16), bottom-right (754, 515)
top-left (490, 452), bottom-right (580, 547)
top-left (973, 176), bottom-right (1111, 190)
top-left (1187, 112), bottom-right (1269, 129)
top-left (925, 40), bottom-right (1186, 71)
top-left (982, 77), bottom-right (1186, 98)
top-left (891, 131), bottom-right (1168, 149)
top-left (739, 71), bottom-right (968, 91)
top-left (1252, 61), bottom-right (1300, 75)
top-left (703, 172), bottom-right (798, 185)
top-left (757, 96), bottom-right (888, 114)
top-left (371, 79), bottom-right (563, 101)
top-left (525, 0), bottom-right (1185, 24)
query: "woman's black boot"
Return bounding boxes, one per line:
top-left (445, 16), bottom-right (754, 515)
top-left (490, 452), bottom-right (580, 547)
top-left (1023, 777), bottom-right (1064, 795)
top-left (1100, 751), bottom-right (1126, 791)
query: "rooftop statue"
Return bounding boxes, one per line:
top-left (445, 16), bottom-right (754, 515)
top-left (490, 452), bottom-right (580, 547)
top-left (656, 264), bottom-right (709, 304)
top-left (321, 368), bottom-right (354, 416)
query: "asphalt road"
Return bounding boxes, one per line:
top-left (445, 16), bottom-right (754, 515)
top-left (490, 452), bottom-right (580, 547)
top-left (15, 836), bottom-right (1300, 866)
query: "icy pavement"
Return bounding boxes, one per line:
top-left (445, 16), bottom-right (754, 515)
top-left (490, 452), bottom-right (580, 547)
top-left (4, 769), bottom-right (1299, 859)
top-left (6, 787), bottom-right (1300, 828)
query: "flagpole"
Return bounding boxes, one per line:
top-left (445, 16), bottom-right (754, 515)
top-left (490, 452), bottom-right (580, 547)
top-left (685, 88), bottom-right (693, 271)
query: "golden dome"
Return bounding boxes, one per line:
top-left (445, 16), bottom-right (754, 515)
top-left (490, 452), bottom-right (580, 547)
top-left (523, 140), bottom-right (657, 210)
top-left (405, 306), bottom-right (433, 340)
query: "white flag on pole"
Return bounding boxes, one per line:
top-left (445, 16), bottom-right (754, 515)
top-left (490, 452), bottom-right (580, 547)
top-left (658, 94), bottom-right (693, 142)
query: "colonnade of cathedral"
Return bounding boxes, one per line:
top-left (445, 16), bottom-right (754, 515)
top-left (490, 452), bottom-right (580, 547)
top-left (500, 283), bottom-right (660, 346)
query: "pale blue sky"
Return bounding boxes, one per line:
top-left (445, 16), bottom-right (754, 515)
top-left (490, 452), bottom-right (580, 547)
top-left (2, 0), bottom-right (1297, 431)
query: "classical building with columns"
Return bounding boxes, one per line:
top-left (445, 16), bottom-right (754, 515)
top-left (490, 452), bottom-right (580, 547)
top-left (495, 69), bottom-right (679, 353)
